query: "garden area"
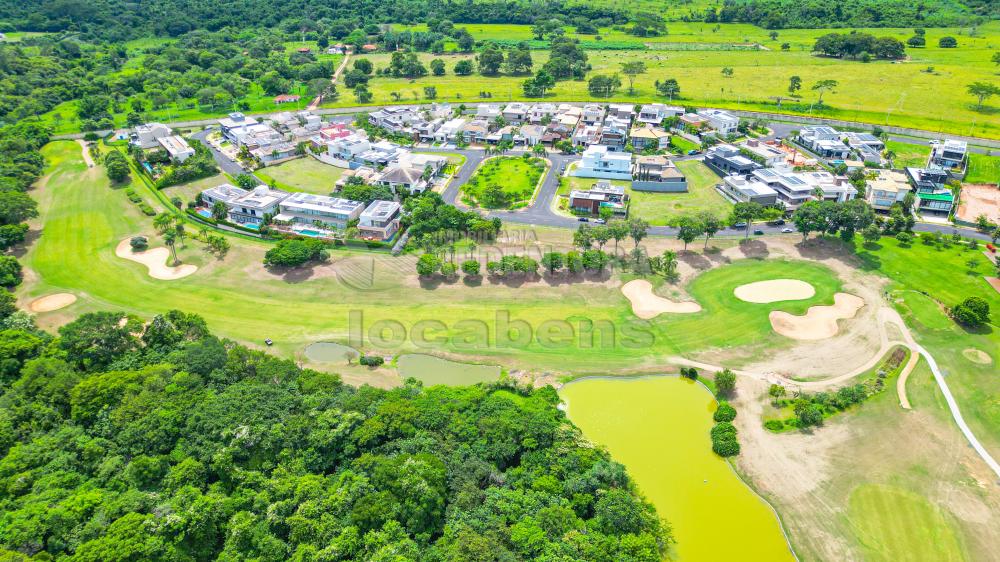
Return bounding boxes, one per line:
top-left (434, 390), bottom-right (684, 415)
top-left (461, 156), bottom-right (546, 209)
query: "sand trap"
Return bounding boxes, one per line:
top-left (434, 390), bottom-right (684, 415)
top-left (963, 348), bottom-right (993, 365)
top-left (29, 293), bottom-right (77, 312)
top-left (769, 293), bottom-right (865, 340)
top-left (621, 279), bottom-right (701, 319)
top-left (734, 279), bottom-right (816, 303)
top-left (115, 239), bottom-right (197, 280)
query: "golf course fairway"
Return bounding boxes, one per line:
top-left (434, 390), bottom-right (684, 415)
top-left (561, 376), bottom-right (794, 561)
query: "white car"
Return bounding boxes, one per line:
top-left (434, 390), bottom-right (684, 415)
top-left (781, 227), bottom-right (795, 233)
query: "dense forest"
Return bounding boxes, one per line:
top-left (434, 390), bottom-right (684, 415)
top-left (2, 0), bottom-right (993, 41)
top-left (0, 309), bottom-right (671, 561)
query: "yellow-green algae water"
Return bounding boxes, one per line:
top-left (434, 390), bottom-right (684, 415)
top-left (560, 376), bottom-right (794, 561)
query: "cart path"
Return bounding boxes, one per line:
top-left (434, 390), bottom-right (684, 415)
top-left (76, 139), bottom-right (95, 167)
top-left (308, 49), bottom-right (352, 110)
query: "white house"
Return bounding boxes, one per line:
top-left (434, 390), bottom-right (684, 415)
top-left (132, 123), bottom-right (172, 149)
top-left (218, 112), bottom-right (259, 143)
top-left (929, 139), bottom-right (968, 170)
top-left (434, 118), bottom-right (466, 143)
top-left (328, 134), bottom-right (371, 161)
top-left (156, 135), bottom-right (195, 163)
top-left (581, 104), bottom-right (605, 125)
top-left (275, 192), bottom-right (365, 229)
top-left (637, 104), bottom-right (684, 125)
top-left (226, 186), bottom-right (290, 225)
top-left (476, 104), bottom-right (502, 120)
top-left (201, 184), bottom-right (249, 207)
top-left (797, 126), bottom-right (851, 160)
top-left (573, 145), bottom-right (632, 180)
top-left (502, 102), bottom-right (530, 124)
top-left (750, 166), bottom-right (856, 210)
top-left (866, 169), bottom-right (911, 211)
top-left (738, 139), bottom-right (786, 167)
top-left (698, 109), bottom-right (739, 135)
top-left (358, 200), bottom-right (402, 241)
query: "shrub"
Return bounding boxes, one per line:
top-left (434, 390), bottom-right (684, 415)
top-left (359, 355), bottom-right (384, 367)
top-left (130, 236), bottom-right (149, 251)
top-left (461, 260), bottom-right (480, 276)
top-left (714, 368), bottom-right (736, 396)
top-left (951, 296), bottom-right (990, 327)
top-left (263, 238), bottom-right (329, 267)
top-left (712, 436), bottom-right (740, 457)
top-left (713, 402), bottom-right (737, 422)
top-left (764, 419), bottom-right (785, 431)
top-left (680, 366), bottom-right (698, 380)
top-left (416, 253), bottom-right (442, 276)
top-left (710, 421), bottom-right (737, 441)
top-left (441, 262), bottom-right (457, 277)
top-left (139, 203), bottom-right (156, 216)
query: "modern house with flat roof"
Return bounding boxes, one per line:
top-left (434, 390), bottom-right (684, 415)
top-left (569, 181), bottom-right (629, 216)
top-left (738, 139), bottom-right (786, 167)
top-left (574, 145), bottom-right (632, 180)
top-left (275, 192), bottom-right (364, 230)
top-left (434, 118), bottom-right (466, 143)
top-left (637, 104), bottom-right (684, 125)
top-left (632, 155), bottom-right (687, 192)
top-left (720, 176), bottom-right (779, 206)
top-left (704, 144), bottom-right (761, 176)
top-left (698, 109), bottom-right (739, 135)
top-left (865, 169), bottom-right (911, 211)
top-left (797, 126), bottom-right (850, 160)
top-left (905, 167), bottom-right (954, 214)
top-left (929, 139), bottom-right (968, 171)
top-left (201, 184), bottom-right (249, 207)
top-left (226, 186), bottom-right (289, 225)
top-left (358, 200), bottom-right (402, 241)
top-left (502, 102), bottom-right (530, 124)
top-left (581, 104), bottom-right (605, 125)
top-left (751, 167), bottom-right (856, 210)
top-left (218, 112), bottom-right (259, 143)
top-left (157, 135), bottom-right (195, 163)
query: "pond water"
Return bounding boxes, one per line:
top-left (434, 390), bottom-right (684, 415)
top-left (560, 376), bottom-right (794, 562)
top-left (396, 354), bottom-right (501, 386)
top-left (303, 342), bottom-right (359, 363)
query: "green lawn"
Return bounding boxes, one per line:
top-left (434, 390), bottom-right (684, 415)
top-left (847, 484), bottom-right (966, 562)
top-left (964, 152), bottom-right (1000, 185)
top-left (161, 173), bottom-right (230, 206)
top-left (885, 140), bottom-right (931, 169)
top-left (256, 157), bottom-right (345, 194)
top-left (627, 160), bottom-right (732, 225)
top-left (461, 156), bottom-right (545, 208)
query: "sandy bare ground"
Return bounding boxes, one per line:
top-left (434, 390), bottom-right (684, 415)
top-left (955, 183), bottom-right (1000, 225)
top-left (895, 348), bottom-right (921, 410)
top-left (621, 279), bottom-right (702, 318)
top-left (28, 293), bottom-right (77, 312)
top-left (115, 239), bottom-right (197, 280)
top-left (963, 348), bottom-right (993, 365)
top-left (733, 278), bottom-right (815, 303)
top-left (770, 293), bottom-right (865, 340)
top-left (76, 139), bottom-right (95, 167)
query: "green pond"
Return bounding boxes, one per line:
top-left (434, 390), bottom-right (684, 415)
top-left (560, 376), bottom-right (794, 562)
top-left (396, 354), bottom-right (501, 386)
top-left (303, 342), bottom-right (359, 363)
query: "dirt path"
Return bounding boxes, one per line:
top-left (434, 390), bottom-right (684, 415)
top-left (76, 139), bottom-right (95, 167)
top-left (896, 350), bottom-right (920, 409)
top-left (308, 49), bottom-right (352, 110)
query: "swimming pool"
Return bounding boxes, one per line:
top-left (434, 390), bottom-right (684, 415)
top-left (196, 209), bottom-right (212, 219)
top-left (298, 229), bottom-right (322, 237)
top-left (242, 223), bottom-right (260, 230)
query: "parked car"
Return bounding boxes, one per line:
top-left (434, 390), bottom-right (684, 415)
top-left (781, 227), bottom-right (795, 233)
top-left (732, 222), bottom-right (747, 229)
top-left (753, 229), bottom-right (764, 235)
top-left (687, 149), bottom-right (700, 156)
top-left (577, 217), bottom-right (589, 222)
top-left (594, 218), bottom-right (606, 224)
top-left (768, 219), bottom-right (785, 226)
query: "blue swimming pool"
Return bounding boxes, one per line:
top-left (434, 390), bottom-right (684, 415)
top-left (298, 229), bottom-right (322, 237)
top-left (243, 223), bottom-right (260, 230)
top-left (196, 209), bottom-right (212, 218)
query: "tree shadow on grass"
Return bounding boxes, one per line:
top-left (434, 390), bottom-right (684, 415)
top-left (266, 264), bottom-right (318, 284)
top-left (678, 250), bottom-right (712, 271)
top-left (737, 238), bottom-right (769, 259)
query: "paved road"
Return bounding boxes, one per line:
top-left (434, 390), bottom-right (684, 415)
top-left (191, 128), bottom-right (252, 179)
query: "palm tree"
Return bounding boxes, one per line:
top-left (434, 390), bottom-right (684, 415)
top-left (153, 212), bottom-right (175, 234)
top-left (163, 230), bottom-right (178, 266)
top-left (884, 149), bottom-right (896, 168)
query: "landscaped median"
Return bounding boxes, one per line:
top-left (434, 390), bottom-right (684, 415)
top-left (459, 154), bottom-right (547, 210)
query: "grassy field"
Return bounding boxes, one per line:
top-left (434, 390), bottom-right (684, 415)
top-left (628, 160), bottom-right (732, 225)
top-left (22, 141), bottom-right (854, 376)
top-left (964, 152), bottom-right (1000, 184)
top-left (256, 157), bottom-right (345, 194)
top-left (461, 156), bottom-right (545, 208)
top-left (847, 484), bottom-right (965, 561)
top-left (885, 140), bottom-right (931, 168)
top-left (334, 21), bottom-right (1000, 139)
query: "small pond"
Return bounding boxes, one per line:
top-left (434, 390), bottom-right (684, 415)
top-left (303, 342), bottom-right (359, 363)
top-left (560, 376), bottom-right (794, 561)
top-left (396, 354), bottom-right (501, 386)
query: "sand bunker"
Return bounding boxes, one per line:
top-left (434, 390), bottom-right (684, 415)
top-left (621, 279), bottom-right (701, 319)
top-left (29, 293), bottom-right (77, 312)
top-left (769, 293), bottom-right (864, 340)
top-left (115, 239), bottom-right (197, 280)
top-left (963, 348), bottom-right (993, 365)
top-left (734, 279), bottom-right (816, 303)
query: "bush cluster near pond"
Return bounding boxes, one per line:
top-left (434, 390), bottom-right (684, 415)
top-left (461, 156), bottom-right (545, 209)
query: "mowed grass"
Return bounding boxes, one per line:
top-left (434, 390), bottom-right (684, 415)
top-left (856, 235), bottom-right (1000, 458)
top-left (885, 140), bottom-right (931, 168)
top-left (256, 157), bottom-right (345, 194)
top-left (161, 173), bottom-right (230, 206)
top-left (627, 160), bottom-right (732, 225)
top-left (336, 21), bottom-right (1000, 139)
top-left (847, 484), bottom-right (965, 561)
top-left (461, 156), bottom-right (545, 208)
top-left (23, 141), bottom-right (850, 374)
top-left (965, 152), bottom-right (1000, 184)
